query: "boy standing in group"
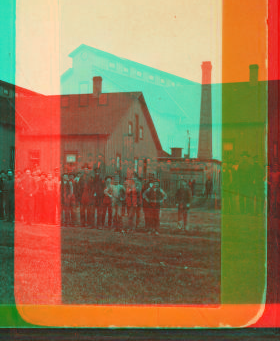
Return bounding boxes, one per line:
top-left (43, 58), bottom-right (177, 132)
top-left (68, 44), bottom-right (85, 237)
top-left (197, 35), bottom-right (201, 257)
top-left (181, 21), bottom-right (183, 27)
top-left (143, 179), bottom-right (167, 235)
top-left (175, 179), bottom-right (192, 231)
top-left (111, 174), bottom-right (126, 232)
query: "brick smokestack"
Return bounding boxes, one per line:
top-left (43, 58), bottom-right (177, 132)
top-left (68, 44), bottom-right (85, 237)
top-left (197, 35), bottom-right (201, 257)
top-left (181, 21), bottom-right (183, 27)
top-left (93, 76), bottom-right (102, 97)
top-left (198, 61), bottom-right (212, 160)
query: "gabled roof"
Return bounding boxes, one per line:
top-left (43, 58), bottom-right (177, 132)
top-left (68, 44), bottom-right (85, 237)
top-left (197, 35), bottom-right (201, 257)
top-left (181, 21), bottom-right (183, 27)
top-left (60, 91), bottom-right (162, 152)
top-left (60, 92), bottom-right (134, 135)
top-left (19, 90), bottom-right (163, 153)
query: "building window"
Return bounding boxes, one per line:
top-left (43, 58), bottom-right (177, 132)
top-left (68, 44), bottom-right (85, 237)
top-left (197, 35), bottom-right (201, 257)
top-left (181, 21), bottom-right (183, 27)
top-left (3, 88), bottom-right (9, 96)
top-left (109, 62), bottom-right (116, 69)
top-left (128, 121), bottom-right (133, 135)
top-left (149, 75), bottom-right (154, 81)
top-left (29, 150), bottom-right (40, 169)
top-left (223, 141), bottom-right (234, 160)
top-left (123, 67), bottom-right (129, 74)
top-left (116, 154), bottom-right (121, 170)
top-left (64, 152), bottom-right (78, 173)
top-left (161, 78), bottom-right (165, 84)
top-left (136, 71), bottom-right (142, 77)
top-left (134, 158), bottom-right (138, 174)
top-left (135, 114), bottom-right (139, 143)
top-left (139, 126), bottom-right (143, 140)
top-left (66, 154), bottom-right (77, 163)
top-left (171, 81), bottom-right (175, 87)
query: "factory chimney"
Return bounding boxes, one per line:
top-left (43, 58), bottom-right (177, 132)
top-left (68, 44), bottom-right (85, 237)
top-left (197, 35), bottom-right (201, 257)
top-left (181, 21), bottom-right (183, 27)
top-left (198, 61), bottom-right (212, 160)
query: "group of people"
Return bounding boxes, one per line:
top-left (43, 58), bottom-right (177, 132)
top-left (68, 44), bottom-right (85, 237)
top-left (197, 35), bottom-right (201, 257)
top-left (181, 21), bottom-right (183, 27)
top-left (60, 165), bottom-right (170, 234)
top-left (0, 164), bottom-right (194, 234)
top-left (222, 153), bottom-right (266, 215)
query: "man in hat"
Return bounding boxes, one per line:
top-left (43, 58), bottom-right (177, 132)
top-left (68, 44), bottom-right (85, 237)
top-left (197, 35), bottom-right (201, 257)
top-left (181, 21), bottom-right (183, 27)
top-left (60, 173), bottom-right (73, 226)
top-left (142, 173), bottom-right (154, 232)
top-left (14, 170), bottom-right (23, 222)
top-left (92, 167), bottom-right (105, 229)
top-left (0, 170), bottom-right (7, 220)
top-left (126, 175), bottom-right (142, 232)
top-left (5, 170), bottom-right (15, 222)
top-left (78, 164), bottom-right (94, 227)
top-left (68, 173), bottom-right (77, 226)
top-left (111, 174), bottom-right (126, 231)
top-left (222, 162), bottom-right (232, 214)
top-left (44, 172), bottom-right (56, 224)
top-left (237, 151), bottom-right (253, 214)
top-left (21, 168), bottom-right (37, 225)
top-left (251, 156), bottom-right (265, 216)
top-left (102, 175), bottom-right (113, 228)
top-left (175, 179), bottom-right (192, 231)
top-left (143, 179), bottom-right (167, 235)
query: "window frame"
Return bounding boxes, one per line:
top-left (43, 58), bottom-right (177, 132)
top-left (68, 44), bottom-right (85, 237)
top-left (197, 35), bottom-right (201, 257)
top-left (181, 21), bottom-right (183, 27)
top-left (128, 121), bottom-right (133, 136)
top-left (116, 153), bottom-right (121, 171)
top-left (139, 126), bottom-right (144, 140)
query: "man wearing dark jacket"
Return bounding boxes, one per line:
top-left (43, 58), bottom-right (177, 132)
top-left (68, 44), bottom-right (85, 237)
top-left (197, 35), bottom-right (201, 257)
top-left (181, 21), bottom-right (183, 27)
top-left (142, 174), bottom-right (154, 232)
top-left (6, 170), bottom-right (15, 222)
top-left (0, 170), bottom-right (7, 220)
top-left (175, 180), bottom-right (192, 231)
top-left (78, 165), bottom-right (93, 227)
top-left (92, 167), bottom-right (105, 229)
top-left (143, 179), bottom-right (167, 235)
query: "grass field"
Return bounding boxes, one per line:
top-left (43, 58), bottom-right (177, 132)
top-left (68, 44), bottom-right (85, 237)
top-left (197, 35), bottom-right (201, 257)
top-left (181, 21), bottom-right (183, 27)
top-left (61, 208), bottom-right (221, 305)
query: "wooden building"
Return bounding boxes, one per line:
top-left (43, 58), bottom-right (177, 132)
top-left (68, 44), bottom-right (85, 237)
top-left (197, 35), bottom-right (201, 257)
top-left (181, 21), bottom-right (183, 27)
top-left (16, 77), bottom-right (163, 179)
top-left (0, 80), bottom-right (39, 171)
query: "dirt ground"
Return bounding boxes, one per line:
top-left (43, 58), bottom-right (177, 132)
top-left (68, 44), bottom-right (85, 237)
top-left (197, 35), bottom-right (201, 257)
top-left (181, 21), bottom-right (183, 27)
top-left (61, 208), bottom-right (221, 305)
top-left (0, 207), bottom-right (221, 305)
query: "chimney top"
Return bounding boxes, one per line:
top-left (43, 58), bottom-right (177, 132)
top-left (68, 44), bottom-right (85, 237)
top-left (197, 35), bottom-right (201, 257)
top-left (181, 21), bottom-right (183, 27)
top-left (201, 61), bottom-right (212, 84)
top-left (249, 64), bottom-right (259, 86)
top-left (201, 61), bottom-right (212, 69)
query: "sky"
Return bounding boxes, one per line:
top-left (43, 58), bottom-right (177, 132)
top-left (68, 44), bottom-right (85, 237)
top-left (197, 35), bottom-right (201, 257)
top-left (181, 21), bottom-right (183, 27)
top-left (2, 0), bottom-right (223, 159)
top-left (14, 0), bottom-right (222, 94)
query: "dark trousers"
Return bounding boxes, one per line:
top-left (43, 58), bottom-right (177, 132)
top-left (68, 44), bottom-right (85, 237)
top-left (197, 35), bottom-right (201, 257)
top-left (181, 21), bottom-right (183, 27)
top-left (6, 196), bottom-right (14, 222)
top-left (254, 192), bottom-right (265, 215)
top-left (0, 193), bottom-right (4, 219)
top-left (128, 206), bottom-right (141, 230)
top-left (61, 205), bottom-right (71, 225)
top-left (239, 193), bottom-right (254, 214)
top-left (112, 204), bottom-right (122, 229)
top-left (143, 206), bottom-right (151, 231)
top-left (178, 207), bottom-right (188, 228)
top-left (92, 205), bottom-right (103, 226)
top-left (102, 202), bottom-right (112, 227)
top-left (150, 207), bottom-right (160, 232)
top-left (80, 204), bottom-right (93, 226)
top-left (45, 192), bottom-right (56, 224)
